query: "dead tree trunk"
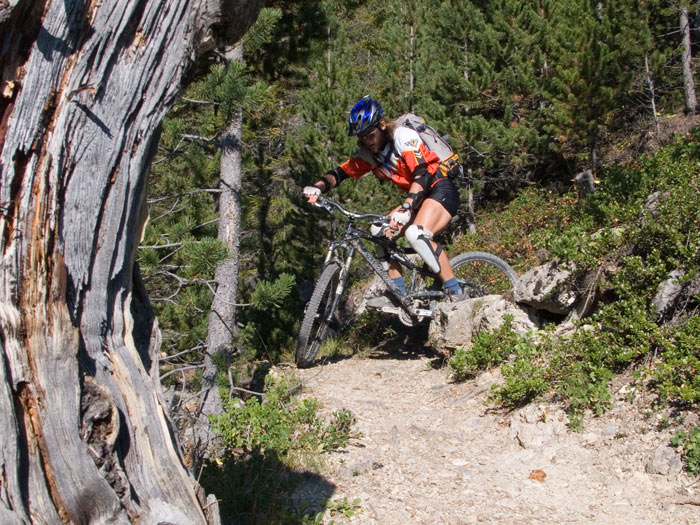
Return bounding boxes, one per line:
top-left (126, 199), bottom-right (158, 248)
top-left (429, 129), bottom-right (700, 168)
top-left (645, 52), bottom-right (661, 136)
top-left (197, 43), bottom-right (244, 460)
top-left (0, 1), bottom-right (260, 523)
top-left (681, 5), bottom-right (697, 115)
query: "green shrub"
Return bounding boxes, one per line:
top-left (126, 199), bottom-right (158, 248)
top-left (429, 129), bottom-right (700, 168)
top-left (491, 349), bottom-right (549, 408)
top-left (346, 308), bottom-right (393, 350)
top-left (671, 427), bottom-right (700, 476)
top-left (211, 374), bottom-right (356, 457)
top-left (558, 359), bottom-right (614, 430)
top-left (201, 373), bottom-right (359, 523)
top-left (454, 189), bottom-right (577, 270)
top-left (655, 317), bottom-right (700, 405)
top-left (448, 315), bottom-right (521, 381)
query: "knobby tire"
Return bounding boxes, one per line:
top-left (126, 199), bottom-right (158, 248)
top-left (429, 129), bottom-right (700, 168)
top-left (450, 251), bottom-right (518, 296)
top-left (296, 262), bottom-right (342, 368)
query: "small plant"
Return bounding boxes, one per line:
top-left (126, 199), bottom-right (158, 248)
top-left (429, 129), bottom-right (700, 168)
top-left (657, 413), bottom-right (670, 431)
top-left (671, 427), bottom-right (700, 476)
top-left (202, 373), bottom-right (359, 522)
top-left (491, 339), bottom-right (549, 408)
top-left (324, 497), bottom-right (363, 519)
top-left (211, 374), bottom-right (358, 458)
top-left (654, 317), bottom-right (700, 405)
top-left (317, 336), bottom-right (351, 361)
top-left (448, 315), bottom-right (521, 381)
top-left (345, 309), bottom-right (391, 350)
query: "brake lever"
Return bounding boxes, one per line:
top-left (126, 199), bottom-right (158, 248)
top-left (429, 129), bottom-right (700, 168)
top-left (313, 197), bottom-right (332, 213)
top-left (370, 216), bottom-right (390, 226)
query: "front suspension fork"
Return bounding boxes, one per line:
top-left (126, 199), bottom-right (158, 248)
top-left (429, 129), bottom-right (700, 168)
top-left (324, 245), bottom-right (354, 323)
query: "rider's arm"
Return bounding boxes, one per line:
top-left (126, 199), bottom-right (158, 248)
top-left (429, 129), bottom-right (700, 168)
top-left (314, 155), bottom-right (374, 194)
top-left (314, 167), bottom-right (348, 193)
top-left (305, 157), bottom-right (372, 203)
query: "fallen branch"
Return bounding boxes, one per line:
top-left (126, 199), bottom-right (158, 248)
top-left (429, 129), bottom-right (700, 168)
top-left (669, 497), bottom-right (700, 506)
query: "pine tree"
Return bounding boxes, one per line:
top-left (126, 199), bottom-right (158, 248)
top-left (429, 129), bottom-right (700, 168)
top-left (541, 0), bottom-right (651, 173)
top-left (413, 1), bottom-right (554, 191)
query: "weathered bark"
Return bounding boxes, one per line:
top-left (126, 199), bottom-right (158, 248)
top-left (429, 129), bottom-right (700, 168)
top-left (0, 1), bottom-right (260, 523)
top-left (197, 43), bottom-right (244, 458)
top-left (680, 6), bottom-right (697, 115)
top-left (645, 53), bottom-right (661, 136)
top-left (466, 169), bottom-right (476, 234)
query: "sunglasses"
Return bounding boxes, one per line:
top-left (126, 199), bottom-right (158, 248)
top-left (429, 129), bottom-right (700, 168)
top-left (359, 126), bottom-right (380, 142)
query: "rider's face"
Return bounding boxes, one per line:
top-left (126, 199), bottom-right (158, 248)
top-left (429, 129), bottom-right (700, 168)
top-left (359, 121), bottom-right (386, 153)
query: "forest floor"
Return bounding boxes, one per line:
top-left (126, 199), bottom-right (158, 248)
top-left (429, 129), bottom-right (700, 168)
top-left (291, 341), bottom-right (700, 524)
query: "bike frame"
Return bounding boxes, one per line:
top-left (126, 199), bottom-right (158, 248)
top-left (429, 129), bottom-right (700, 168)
top-left (319, 205), bottom-right (443, 322)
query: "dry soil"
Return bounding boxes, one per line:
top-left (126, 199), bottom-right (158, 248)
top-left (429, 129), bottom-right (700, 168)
top-left (291, 346), bottom-right (700, 525)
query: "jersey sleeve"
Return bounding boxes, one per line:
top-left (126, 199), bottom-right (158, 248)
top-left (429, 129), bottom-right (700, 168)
top-left (339, 153), bottom-right (375, 180)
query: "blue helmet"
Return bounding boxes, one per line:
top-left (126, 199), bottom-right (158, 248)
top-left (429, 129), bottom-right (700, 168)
top-left (347, 96), bottom-right (383, 136)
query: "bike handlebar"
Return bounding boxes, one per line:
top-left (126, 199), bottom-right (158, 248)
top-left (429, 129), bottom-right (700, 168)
top-left (315, 196), bottom-right (389, 223)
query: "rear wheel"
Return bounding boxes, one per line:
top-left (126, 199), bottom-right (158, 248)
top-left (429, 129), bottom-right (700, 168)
top-left (450, 251), bottom-right (518, 297)
top-left (296, 262), bottom-right (342, 368)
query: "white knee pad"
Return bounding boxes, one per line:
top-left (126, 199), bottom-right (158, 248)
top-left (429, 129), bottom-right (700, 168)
top-left (405, 224), bottom-right (441, 274)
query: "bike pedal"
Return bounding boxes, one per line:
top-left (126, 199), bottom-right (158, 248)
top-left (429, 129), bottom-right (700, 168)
top-left (366, 295), bottom-right (398, 309)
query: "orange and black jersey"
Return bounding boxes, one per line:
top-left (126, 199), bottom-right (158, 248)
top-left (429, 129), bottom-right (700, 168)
top-left (336, 126), bottom-right (441, 192)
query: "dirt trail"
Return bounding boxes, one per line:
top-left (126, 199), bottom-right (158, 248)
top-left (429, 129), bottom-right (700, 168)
top-left (292, 347), bottom-right (700, 524)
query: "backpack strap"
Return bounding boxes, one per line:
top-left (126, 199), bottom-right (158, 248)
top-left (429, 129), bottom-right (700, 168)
top-left (356, 146), bottom-right (378, 168)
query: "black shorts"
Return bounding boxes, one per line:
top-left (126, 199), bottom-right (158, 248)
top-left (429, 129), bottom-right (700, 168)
top-left (426, 178), bottom-right (460, 216)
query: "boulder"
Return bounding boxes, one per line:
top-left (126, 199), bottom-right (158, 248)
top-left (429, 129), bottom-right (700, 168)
top-left (513, 261), bottom-right (579, 315)
top-left (652, 269), bottom-right (700, 321)
top-left (645, 445), bottom-right (683, 476)
top-left (652, 269), bottom-right (686, 318)
top-left (428, 295), bottom-right (539, 357)
top-left (509, 404), bottom-right (568, 449)
top-left (645, 190), bottom-right (671, 222)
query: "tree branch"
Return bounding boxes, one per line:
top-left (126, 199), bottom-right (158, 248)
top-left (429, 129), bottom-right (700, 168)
top-left (181, 97), bottom-right (221, 106)
top-left (148, 188), bottom-right (221, 205)
top-left (160, 364), bottom-right (205, 382)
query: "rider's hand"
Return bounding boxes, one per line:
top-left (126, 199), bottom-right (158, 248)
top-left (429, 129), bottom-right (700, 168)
top-left (303, 185), bottom-right (321, 204)
top-left (389, 203), bottom-right (412, 232)
top-left (385, 205), bottom-right (411, 239)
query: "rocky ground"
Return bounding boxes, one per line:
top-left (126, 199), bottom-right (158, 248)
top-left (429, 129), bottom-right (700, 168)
top-left (291, 344), bottom-right (700, 524)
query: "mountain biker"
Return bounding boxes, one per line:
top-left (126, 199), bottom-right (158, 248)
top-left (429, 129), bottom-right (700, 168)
top-left (303, 95), bottom-right (464, 303)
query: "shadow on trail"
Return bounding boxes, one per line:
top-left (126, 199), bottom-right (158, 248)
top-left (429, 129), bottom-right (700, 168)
top-left (312, 317), bottom-right (446, 369)
top-left (200, 450), bottom-right (336, 524)
top-left (364, 319), bottom-right (440, 361)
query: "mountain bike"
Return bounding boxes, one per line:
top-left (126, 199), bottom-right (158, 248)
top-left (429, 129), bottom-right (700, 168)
top-left (296, 196), bottom-right (518, 368)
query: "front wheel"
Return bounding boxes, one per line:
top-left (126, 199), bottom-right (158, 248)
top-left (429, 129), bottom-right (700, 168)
top-left (296, 262), bottom-right (342, 368)
top-left (450, 251), bottom-right (518, 297)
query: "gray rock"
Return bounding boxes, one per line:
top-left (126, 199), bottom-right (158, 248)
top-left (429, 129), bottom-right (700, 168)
top-left (645, 445), bottom-right (683, 476)
top-left (645, 191), bottom-right (670, 221)
top-left (509, 404), bottom-right (568, 449)
top-left (428, 295), bottom-right (539, 357)
top-left (513, 261), bottom-right (579, 315)
top-left (602, 425), bottom-right (619, 436)
top-left (347, 459), bottom-right (384, 477)
top-left (652, 269), bottom-right (686, 318)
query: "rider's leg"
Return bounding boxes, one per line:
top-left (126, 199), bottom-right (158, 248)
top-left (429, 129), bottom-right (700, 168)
top-left (372, 223), bottom-right (407, 295)
top-left (387, 260), bottom-right (406, 294)
top-left (410, 198), bottom-right (456, 284)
